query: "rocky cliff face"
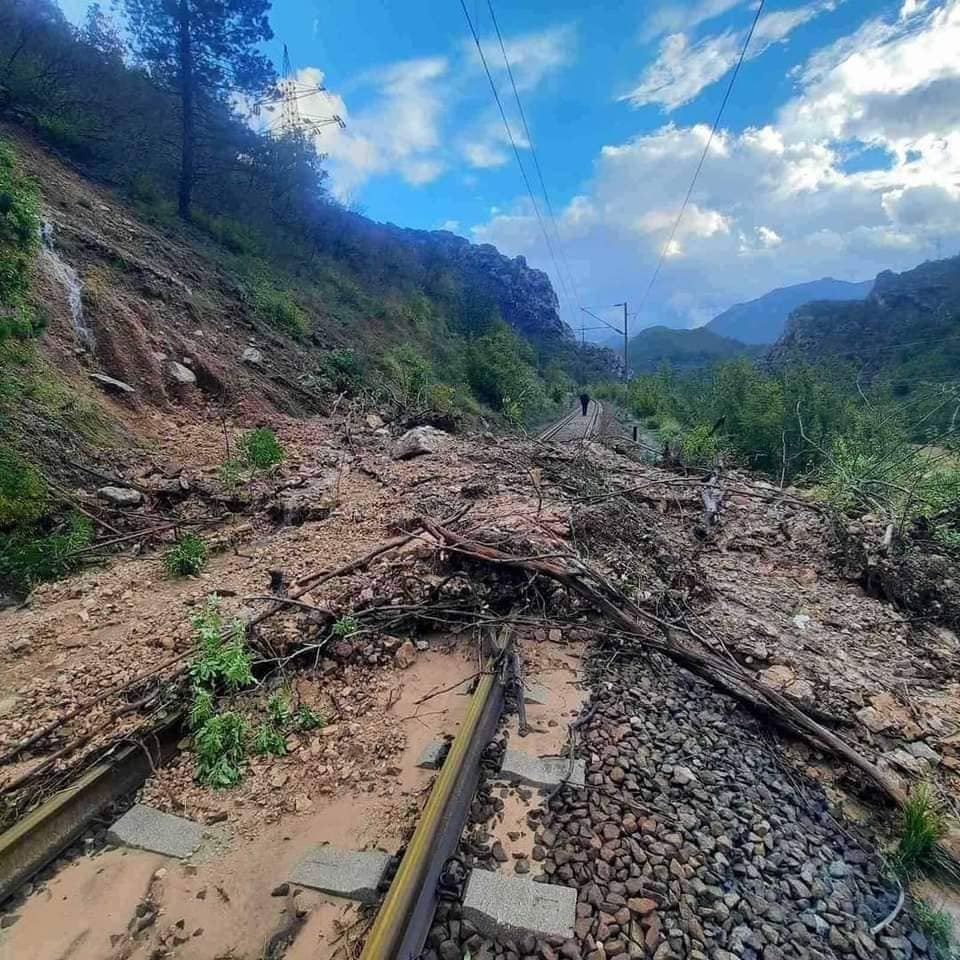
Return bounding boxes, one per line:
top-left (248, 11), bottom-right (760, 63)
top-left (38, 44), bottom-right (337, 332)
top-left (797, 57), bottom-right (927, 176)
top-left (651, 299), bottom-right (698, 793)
top-left (395, 228), bottom-right (572, 343)
top-left (767, 255), bottom-right (960, 375)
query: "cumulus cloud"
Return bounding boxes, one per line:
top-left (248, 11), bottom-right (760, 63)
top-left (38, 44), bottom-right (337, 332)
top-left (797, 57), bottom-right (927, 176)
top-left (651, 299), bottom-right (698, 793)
top-left (285, 23), bottom-right (574, 199)
top-left (474, 2), bottom-right (960, 329)
top-left (622, 1), bottom-right (837, 111)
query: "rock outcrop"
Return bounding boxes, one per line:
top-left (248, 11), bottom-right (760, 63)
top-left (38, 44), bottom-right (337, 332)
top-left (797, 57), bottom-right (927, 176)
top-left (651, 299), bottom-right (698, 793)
top-left (389, 227), bottom-right (572, 343)
top-left (767, 254), bottom-right (960, 374)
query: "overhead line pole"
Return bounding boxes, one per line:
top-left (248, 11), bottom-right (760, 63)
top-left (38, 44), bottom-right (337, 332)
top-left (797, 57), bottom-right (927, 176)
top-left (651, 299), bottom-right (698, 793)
top-left (581, 304), bottom-right (629, 382)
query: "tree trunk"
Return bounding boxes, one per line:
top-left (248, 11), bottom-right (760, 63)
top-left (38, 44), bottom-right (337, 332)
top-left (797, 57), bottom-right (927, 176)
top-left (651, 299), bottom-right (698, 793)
top-left (176, 0), bottom-right (194, 220)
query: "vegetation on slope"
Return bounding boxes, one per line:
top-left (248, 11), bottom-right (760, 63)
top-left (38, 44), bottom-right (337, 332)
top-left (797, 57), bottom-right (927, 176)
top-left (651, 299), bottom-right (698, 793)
top-left (627, 325), bottom-right (754, 372)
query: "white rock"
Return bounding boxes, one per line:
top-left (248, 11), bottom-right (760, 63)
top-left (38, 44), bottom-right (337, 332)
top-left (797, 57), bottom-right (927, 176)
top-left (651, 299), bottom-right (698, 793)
top-left (241, 347), bottom-right (263, 366)
top-left (166, 361), bottom-right (196, 385)
top-left (906, 741), bottom-right (941, 766)
top-left (97, 485), bottom-right (144, 507)
top-left (365, 413), bottom-right (385, 429)
top-left (391, 426), bottom-right (448, 460)
top-left (89, 372), bottom-right (135, 394)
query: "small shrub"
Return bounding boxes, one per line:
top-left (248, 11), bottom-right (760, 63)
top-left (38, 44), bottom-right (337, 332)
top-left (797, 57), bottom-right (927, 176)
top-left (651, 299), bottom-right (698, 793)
top-left (267, 691), bottom-right (292, 728)
top-left (188, 601), bottom-right (253, 692)
top-left (244, 273), bottom-right (309, 336)
top-left (914, 900), bottom-right (956, 959)
top-left (0, 512), bottom-right (93, 591)
top-left (35, 113), bottom-right (88, 153)
top-left (294, 704), bottom-right (325, 731)
top-left (187, 600), bottom-right (255, 787)
top-left (680, 424), bottom-right (725, 465)
top-left (251, 721), bottom-right (286, 757)
top-left (894, 781), bottom-right (948, 877)
top-left (193, 711), bottom-right (248, 787)
top-left (317, 349), bottom-right (365, 394)
top-left (241, 428), bottom-right (284, 469)
top-left (164, 534), bottom-right (207, 577)
top-left (217, 458), bottom-right (245, 490)
top-left (332, 614), bottom-right (359, 638)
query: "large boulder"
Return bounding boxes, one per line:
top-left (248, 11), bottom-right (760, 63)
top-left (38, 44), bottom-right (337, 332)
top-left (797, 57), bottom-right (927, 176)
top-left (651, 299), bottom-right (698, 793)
top-left (392, 426), bottom-right (448, 460)
top-left (269, 472), bottom-right (339, 525)
top-left (166, 361), bottom-right (196, 385)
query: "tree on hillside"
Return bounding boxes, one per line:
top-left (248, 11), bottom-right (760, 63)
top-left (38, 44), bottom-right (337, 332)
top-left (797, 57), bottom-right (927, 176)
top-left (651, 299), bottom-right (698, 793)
top-left (123, 0), bottom-right (275, 218)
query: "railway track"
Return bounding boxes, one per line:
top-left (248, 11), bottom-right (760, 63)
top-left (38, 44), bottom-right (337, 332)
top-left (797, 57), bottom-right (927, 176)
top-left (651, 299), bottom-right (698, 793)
top-left (537, 399), bottom-right (602, 442)
top-left (0, 628), bottom-right (519, 960)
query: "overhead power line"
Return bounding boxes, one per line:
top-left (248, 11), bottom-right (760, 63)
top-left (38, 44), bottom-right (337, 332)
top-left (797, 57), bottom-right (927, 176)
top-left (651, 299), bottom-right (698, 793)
top-left (635, 0), bottom-right (766, 318)
top-left (485, 0), bottom-right (584, 314)
top-left (458, 0), bottom-right (574, 327)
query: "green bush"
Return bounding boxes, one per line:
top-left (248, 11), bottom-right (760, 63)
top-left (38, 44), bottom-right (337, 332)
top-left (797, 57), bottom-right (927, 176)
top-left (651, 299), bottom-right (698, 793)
top-left (187, 600), bottom-right (255, 787)
top-left (193, 209), bottom-right (260, 255)
top-left (0, 141), bottom-right (41, 341)
top-left (35, 113), bottom-right (89, 153)
top-left (680, 424), bottom-right (724, 464)
top-left (913, 899), bottom-right (957, 959)
top-left (193, 711), bottom-right (249, 786)
top-left (251, 721), bottom-right (286, 757)
top-left (317, 349), bottom-right (365, 394)
top-left (240, 264), bottom-right (309, 336)
top-left (0, 512), bottom-right (93, 591)
top-left (241, 428), bottom-right (284, 469)
top-left (0, 447), bottom-right (47, 527)
top-left (465, 321), bottom-right (544, 422)
top-left (163, 534), bottom-right (207, 577)
top-left (894, 781), bottom-right (948, 877)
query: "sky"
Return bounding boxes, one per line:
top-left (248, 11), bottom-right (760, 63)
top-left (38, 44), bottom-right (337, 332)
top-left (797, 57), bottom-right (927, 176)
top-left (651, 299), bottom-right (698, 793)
top-left (61, 0), bottom-right (960, 336)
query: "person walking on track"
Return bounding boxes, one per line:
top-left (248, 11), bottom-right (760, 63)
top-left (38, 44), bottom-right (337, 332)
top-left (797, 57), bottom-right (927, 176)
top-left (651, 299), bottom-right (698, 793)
top-left (579, 392), bottom-right (590, 417)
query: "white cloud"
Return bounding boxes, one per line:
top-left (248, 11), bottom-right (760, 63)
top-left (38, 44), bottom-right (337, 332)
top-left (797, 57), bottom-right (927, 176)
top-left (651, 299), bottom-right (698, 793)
top-left (622, 1), bottom-right (836, 111)
top-left (289, 22), bottom-right (575, 199)
top-left (473, 1), bottom-right (960, 330)
top-left (464, 23), bottom-right (577, 92)
top-left (641, 0), bottom-right (750, 41)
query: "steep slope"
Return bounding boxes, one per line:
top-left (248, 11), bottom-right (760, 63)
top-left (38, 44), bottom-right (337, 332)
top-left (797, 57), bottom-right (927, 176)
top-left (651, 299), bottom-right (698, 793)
top-left (707, 277), bottom-right (874, 344)
top-left (627, 324), bottom-right (752, 372)
top-left (767, 255), bottom-right (960, 381)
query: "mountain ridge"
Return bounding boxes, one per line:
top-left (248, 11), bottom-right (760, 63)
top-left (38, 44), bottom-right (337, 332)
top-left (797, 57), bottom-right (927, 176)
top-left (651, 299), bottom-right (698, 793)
top-left (706, 277), bottom-right (874, 344)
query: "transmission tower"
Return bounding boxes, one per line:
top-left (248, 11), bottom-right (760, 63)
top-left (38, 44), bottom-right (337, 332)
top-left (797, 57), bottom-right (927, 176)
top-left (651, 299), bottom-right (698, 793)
top-left (253, 44), bottom-right (345, 140)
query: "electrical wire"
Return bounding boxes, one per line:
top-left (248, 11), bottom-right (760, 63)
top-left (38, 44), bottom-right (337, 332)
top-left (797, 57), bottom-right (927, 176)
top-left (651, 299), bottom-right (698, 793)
top-left (635, 0), bottom-right (766, 318)
top-left (485, 0), bottom-right (584, 314)
top-left (458, 0), bottom-right (574, 326)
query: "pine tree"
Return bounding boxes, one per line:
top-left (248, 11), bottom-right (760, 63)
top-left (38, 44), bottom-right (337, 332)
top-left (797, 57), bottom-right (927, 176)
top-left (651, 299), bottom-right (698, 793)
top-left (123, 0), bottom-right (275, 218)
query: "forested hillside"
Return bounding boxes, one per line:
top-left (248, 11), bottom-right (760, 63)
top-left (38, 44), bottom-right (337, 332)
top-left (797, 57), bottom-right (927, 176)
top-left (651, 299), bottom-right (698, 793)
top-left (0, 0), bottom-right (615, 429)
top-left (769, 255), bottom-right (960, 386)
top-left (626, 324), bottom-right (754, 372)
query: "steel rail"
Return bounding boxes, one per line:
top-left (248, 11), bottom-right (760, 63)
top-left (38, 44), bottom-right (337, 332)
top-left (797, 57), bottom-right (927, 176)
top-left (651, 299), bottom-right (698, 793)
top-left (359, 635), bottom-right (508, 960)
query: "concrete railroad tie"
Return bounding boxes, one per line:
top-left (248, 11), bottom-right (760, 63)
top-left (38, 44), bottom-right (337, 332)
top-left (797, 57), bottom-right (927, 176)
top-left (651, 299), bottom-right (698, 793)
top-left (463, 869), bottom-right (577, 940)
top-left (499, 750), bottom-right (586, 790)
top-left (288, 846), bottom-right (392, 904)
top-left (107, 804), bottom-right (206, 859)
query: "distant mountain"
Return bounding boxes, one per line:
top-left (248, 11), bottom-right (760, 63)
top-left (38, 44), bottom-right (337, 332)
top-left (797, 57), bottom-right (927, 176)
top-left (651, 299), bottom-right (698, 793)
top-left (628, 325), bottom-right (754, 373)
top-left (767, 255), bottom-right (960, 381)
top-left (706, 277), bottom-right (874, 344)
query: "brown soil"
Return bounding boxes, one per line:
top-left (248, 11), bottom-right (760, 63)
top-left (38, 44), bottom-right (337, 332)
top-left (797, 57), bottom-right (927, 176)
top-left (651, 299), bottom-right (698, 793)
top-left (3, 410), bottom-right (960, 955)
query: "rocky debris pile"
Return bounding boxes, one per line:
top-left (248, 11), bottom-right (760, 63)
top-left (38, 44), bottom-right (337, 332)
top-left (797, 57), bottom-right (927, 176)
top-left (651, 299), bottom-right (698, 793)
top-left (524, 657), bottom-right (929, 960)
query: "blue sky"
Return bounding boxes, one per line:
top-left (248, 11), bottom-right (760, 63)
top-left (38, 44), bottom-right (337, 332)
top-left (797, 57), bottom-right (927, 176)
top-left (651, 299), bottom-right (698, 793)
top-left (61, 0), bottom-right (960, 335)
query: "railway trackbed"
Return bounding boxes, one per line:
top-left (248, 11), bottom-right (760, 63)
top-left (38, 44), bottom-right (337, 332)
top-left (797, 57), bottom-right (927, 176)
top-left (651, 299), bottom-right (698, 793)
top-left (537, 401), bottom-right (603, 442)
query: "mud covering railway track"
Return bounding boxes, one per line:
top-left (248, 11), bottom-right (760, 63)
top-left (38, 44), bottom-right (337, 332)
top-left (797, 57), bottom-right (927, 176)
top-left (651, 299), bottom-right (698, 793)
top-left (0, 630), bottom-right (513, 960)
